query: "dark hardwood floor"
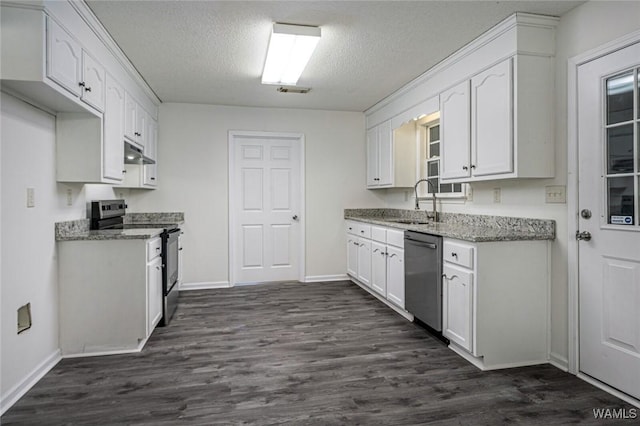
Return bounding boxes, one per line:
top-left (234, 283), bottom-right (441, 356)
top-left (2, 281), bottom-right (633, 425)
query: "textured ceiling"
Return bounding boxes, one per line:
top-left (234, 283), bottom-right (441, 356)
top-left (87, 1), bottom-right (584, 112)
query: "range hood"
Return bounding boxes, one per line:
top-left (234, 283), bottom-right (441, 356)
top-left (124, 141), bottom-right (155, 165)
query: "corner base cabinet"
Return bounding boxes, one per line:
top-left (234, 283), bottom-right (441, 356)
top-left (58, 237), bottom-right (163, 357)
top-left (442, 238), bottom-right (549, 370)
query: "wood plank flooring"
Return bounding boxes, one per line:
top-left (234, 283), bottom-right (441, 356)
top-left (2, 281), bottom-right (633, 425)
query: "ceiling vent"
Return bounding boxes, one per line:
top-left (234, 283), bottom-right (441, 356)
top-left (277, 86), bottom-right (311, 94)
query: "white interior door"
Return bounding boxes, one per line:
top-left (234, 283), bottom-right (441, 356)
top-left (577, 42), bottom-right (640, 401)
top-left (230, 132), bottom-right (303, 284)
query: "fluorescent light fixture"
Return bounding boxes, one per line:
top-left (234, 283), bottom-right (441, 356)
top-left (262, 23), bottom-right (321, 86)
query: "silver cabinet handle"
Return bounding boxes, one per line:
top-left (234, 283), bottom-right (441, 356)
top-left (389, 253), bottom-right (397, 258)
top-left (442, 273), bottom-right (458, 280)
top-left (292, 215), bottom-right (299, 220)
top-left (451, 252), bottom-right (458, 258)
top-left (373, 248), bottom-right (380, 253)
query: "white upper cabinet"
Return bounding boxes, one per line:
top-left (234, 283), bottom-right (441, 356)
top-left (1, 3), bottom-right (160, 185)
top-left (46, 17), bottom-right (82, 97)
top-left (366, 119), bottom-right (416, 189)
top-left (103, 74), bottom-right (125, 182)
top-left (440, 81), bottom-right (471, 180)
top-left (471, 59), bottom-right (512, 177)
top-left (46, 17), bottom-right (105, 112)
top-left (364, 13), bottom-right (557, 184)
top-left (80, 51), bottom-right (106, 112)
top-left (440, 56), bottom-right (553, 183)
top-left (124, 91), bottom-right (148, 150)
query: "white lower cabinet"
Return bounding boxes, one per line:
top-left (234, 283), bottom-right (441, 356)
top-left (370, 241), bottom-right (387, 295)
top-left (146, 243), bottom-right (163, 334)
top-left (441, 237), bottom-right (549, 370)
top-left (385, 245), bottom-right (405, 308)
top-left (356, 238), bottom-right (372, 287)
top-left (346, 221), bottom-right (406, 312)
top-left (442, 263), bottom-right (473, 352)
top-left (58, 236), bottom-right (164, 356)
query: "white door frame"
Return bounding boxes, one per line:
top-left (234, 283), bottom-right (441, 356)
top-left (228, 130), bottom-right (306, 287)
top-left (567, 29), bottom-right (640, 405)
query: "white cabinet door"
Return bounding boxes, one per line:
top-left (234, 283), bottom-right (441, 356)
top-left (143, 120), bottom-right (157, 187)
top-left (366, 127), bottom-right (378, 186)
top-left (103, 75), bottom-right (125, 181)
top-left (443, 264), bottom-right (473, 351)
top-left (124, 91), bottom-right (138, 143)
top-left (81, 51), bottom-right (105, 111)
top-left (346, 235), bottom-right (358, 277)
top-left (370, 241), bottom-right (387, 296)
top-left (136, 103), bottom-right (148, 150)
top-left (386, 245), bottom-right (405, 308)
top-left (377, 120), bottom-right (393, 186)
top-left (471, 58), bottom-right (513, 177)
top-left (357, 238), bottom-right (371, 287)
top-left (147, 256), bottom-right (163, 334)
top-left (440, 80), bottom-right (471, 180)
top-left (46, 18), bottom-right (82, 96)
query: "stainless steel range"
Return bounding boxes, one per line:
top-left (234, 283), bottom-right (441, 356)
top-left (90, 199), bottom-right (181, 326)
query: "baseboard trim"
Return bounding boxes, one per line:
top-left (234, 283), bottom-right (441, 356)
top-left (180, 281), bottom-right (230, 291)
top-left (61, 336), bottom-right (148, 359)
top-left (577, 373), bottom-right (640, 409)
top-left (1, 349), bottom-right (61, 416)
top-left (549, 352), bottom-right (569, 372)
top-left (305, 274), bottom-right (349, 282)
top-left (348, 277), bottom-right (414, 322)
top-left (448, 342), bottom-right (548, 371)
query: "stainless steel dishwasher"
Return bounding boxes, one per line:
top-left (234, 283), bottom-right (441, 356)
top-left (404, 231), bottom-right (443, 332)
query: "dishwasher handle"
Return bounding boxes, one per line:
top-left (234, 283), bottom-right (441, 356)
top-left (405, 237), bottom-right (438, 249)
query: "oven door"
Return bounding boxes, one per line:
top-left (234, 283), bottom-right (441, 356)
top-left (163, 229), bottom-right (181, 293)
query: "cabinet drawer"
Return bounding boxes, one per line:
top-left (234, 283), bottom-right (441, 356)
top-left (386, 229), bottom-right (404, 248)
top-left (371, 226), bottom-right (386, 243)
top-left (355, 223), bottom-right (371, 239)
top-left (443, 240), bottom-right (474, 269)
top-left (346, 221), bottom-right (358, 235)
top-left (147, 237), bottom-right (162, 261)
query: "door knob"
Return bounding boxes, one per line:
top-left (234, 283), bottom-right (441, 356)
top-left (576, 231), bottom-right (592, 241)
top-left (581, 209), bottom-right (592, 219)
top-left (292, 215), bottom-right (299, 221)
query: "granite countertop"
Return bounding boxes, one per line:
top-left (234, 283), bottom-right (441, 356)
top-left (55, 212), bottom-right (184, 242)
top-left (56, 227), bottom-right (167, 242)
top-left (345, 209), bottom-right (555, 242)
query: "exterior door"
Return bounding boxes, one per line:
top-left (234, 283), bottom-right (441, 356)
top-left (230, 132), bottom-right (303, 284)
top-left (577, 42), bottom-right (640, 401)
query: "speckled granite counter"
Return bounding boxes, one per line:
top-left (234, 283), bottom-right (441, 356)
top-left (345, 209), bottom-right (555, 242)
top-left (55, 212), bottom-right (184, 241)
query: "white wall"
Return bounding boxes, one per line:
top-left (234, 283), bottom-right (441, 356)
top-left (0, 93), bottom-right (121, 411)
top-left (127, 103), bottom-right (385, 285)
top-left (380, 0), bottom-right (640, 366)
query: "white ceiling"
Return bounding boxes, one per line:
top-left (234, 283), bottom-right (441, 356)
top-left (86, 1), bottom-right (583, 112)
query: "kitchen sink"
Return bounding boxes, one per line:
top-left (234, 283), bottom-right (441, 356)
top-left (386, 218), bottom-right (430, 225)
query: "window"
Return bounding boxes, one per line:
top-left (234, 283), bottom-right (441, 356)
top-left (604, 68), bottom-right (639, 226)
top-left (424, 122), bottom-right (463, 196)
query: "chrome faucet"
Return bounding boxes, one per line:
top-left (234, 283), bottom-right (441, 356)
top-left (414, 178), bottom-right (438, 222)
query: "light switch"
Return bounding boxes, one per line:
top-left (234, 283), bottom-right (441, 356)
top-left (493, 188), bottom-right (501, 203)
top-left (26, 188), bottom-right (35, 208)
top-left (545, 185), bottom-right (566, 204)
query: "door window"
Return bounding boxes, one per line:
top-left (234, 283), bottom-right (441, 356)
top-left (604, 69), bottom-right (639, 226)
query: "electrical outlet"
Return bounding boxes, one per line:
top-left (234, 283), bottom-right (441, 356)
top-left (66, 188), bottom-right (73, 206)
top-left (545, 185), bottom-right (566, 204)
top-left (493, 188), bottom-right (501, 203)
top-left (26, 188), bottom-right (35, 208)
top-left (466, 185), bottom-right (473, 201)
